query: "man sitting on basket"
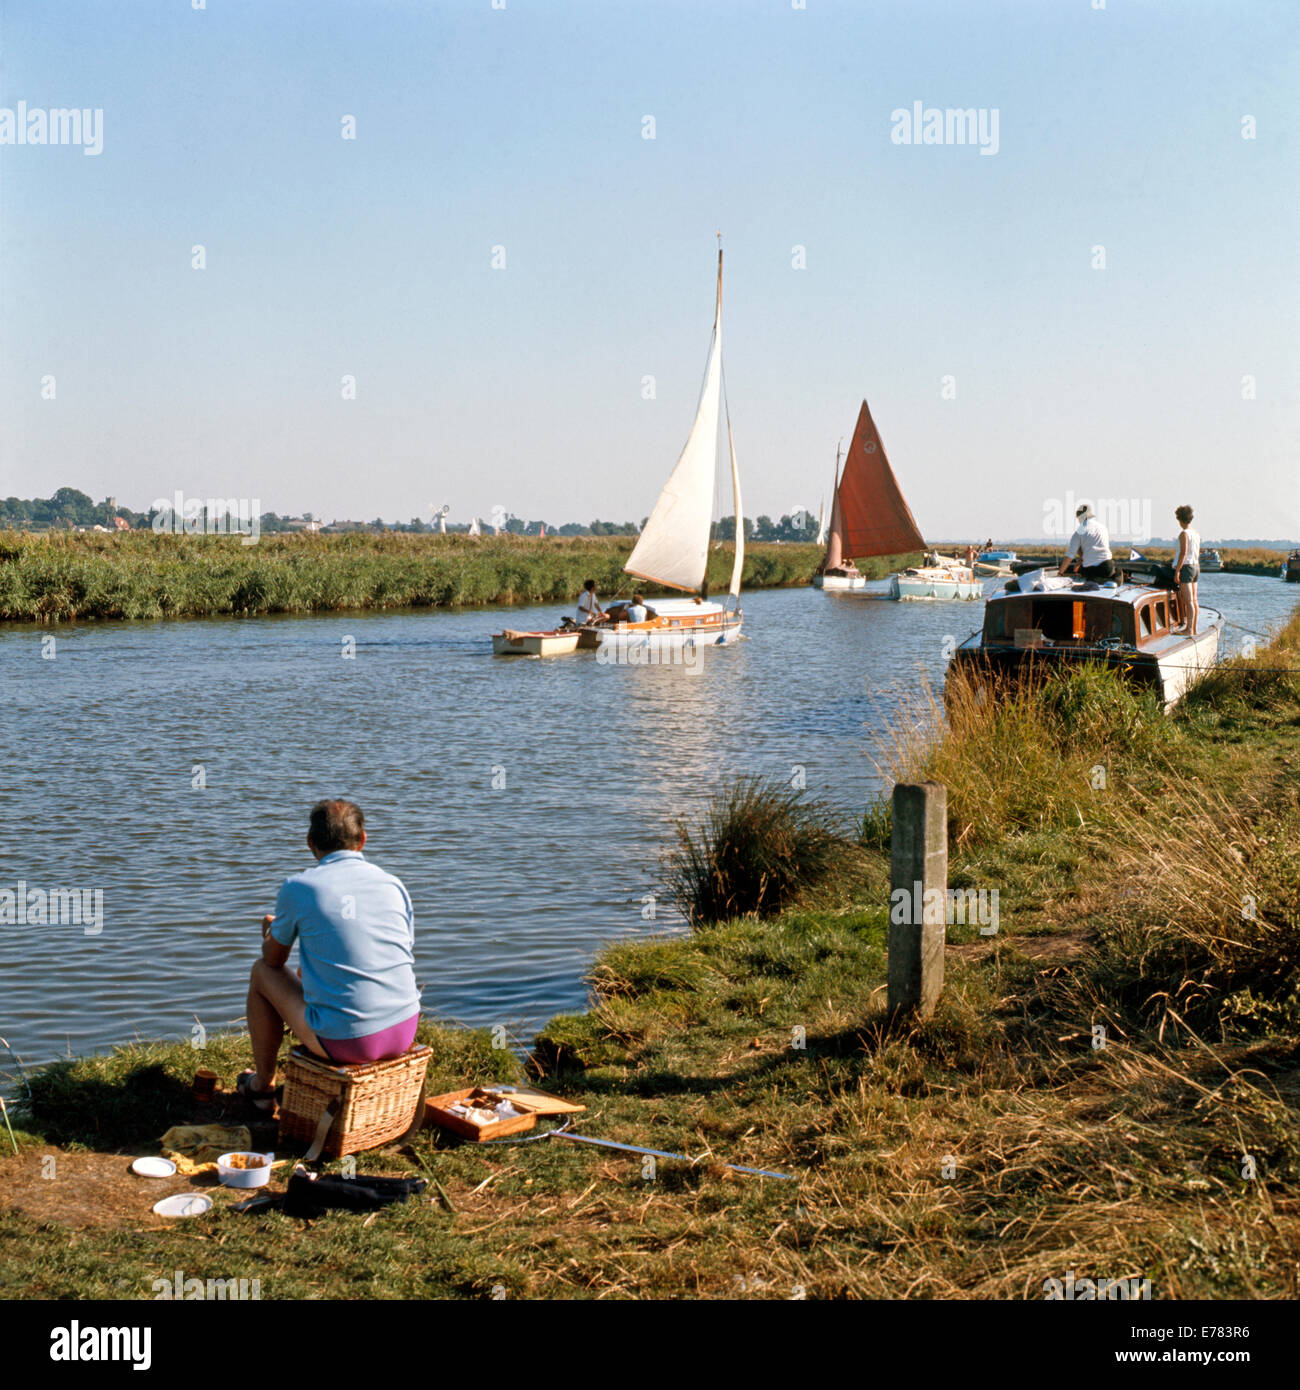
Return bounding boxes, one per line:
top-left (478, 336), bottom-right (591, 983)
top-left (239, 799), bottom-right (421, 1115)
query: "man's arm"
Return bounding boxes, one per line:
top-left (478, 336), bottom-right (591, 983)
top-left (261, 914), bottom-right (291, 969)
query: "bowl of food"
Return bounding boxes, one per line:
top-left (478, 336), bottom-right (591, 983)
top-left (216, 1151), bottom-right (273, 1188)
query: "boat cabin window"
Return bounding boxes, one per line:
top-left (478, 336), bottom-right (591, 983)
top-left (985, 596), bottom-right (1130, 645)
top-left (1138, 604), bottom-right (1153, 639)
top-left (1153, 598), bottom-right (1169, 631)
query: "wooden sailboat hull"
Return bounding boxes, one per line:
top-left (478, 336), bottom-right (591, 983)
top-left (594, 607), bottom-right (742, 654)
top-left (813, 572), bottom-right (868, 591)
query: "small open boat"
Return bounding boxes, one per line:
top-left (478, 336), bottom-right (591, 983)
top-left (813, 400), bottom-right (979, 599)
top-left (491, 628), bottom-right (582, 657)
top-left (974, 549), bottom-right (1018, 575)
top-left (948, 564), bottom-right (1222, 710)
top-left (594, 241), bottom-right (744, 657)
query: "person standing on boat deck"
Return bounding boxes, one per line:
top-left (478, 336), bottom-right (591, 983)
top-left (1060, 503), bottom-right (1117, 581)
top-left (577, 578), bottom-right (606, 625)
top-left (239, 800), bottom-right (421, 1115)
top-left (1171, 505), bottom-right (1201, 636)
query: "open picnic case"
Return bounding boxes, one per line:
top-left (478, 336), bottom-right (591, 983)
top-left (424, 1085), bottom-right (585, 1142)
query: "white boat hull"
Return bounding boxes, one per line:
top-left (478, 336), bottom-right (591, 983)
top-left (890, 571), bottom-right (983, 601)
top-left (595, 617), bottom-right (742, 655)
top-left (1154, 623), bottom-right (1221, 708)
top-left (814, 573), bottom-right (868, 591)
top-left (591, 597), bottom-right (742, 658)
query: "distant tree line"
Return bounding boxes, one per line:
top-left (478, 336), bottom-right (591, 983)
top-left (0, 489), bottom-right (824, 542)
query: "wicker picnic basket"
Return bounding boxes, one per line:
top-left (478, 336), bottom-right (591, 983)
top-left (278, 1045), bottom-right (431, 1158)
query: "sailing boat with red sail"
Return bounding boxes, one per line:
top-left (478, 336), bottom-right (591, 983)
top-left (813, 399), bottom-right (981, 600)
top-left (814, 399), bottom-right (924, 591)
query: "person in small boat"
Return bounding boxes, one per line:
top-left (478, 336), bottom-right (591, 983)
top-left (239, 799), bottom-right (421, 1115)
top-left (1171, 504), bottom-right (1201, 636)
top-left (1059, 503), bottom-right (1116, 581)
top-left (576, 579), bottom-right (606, 625)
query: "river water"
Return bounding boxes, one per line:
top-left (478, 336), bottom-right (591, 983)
top-left (1, 574), bottom-right (1294, 1069)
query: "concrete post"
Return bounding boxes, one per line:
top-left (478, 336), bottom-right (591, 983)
top-left (888, 781), bottom-right (947, 1018)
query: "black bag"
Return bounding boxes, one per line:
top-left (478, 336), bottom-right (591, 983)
top-left (283, 1170), bottom-right (427, 1218)
top-left (1151, 561), bottom-right (1177, 588)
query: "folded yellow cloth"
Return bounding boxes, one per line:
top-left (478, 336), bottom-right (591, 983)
top-left (159, 1124), bottom-right (253, 1175)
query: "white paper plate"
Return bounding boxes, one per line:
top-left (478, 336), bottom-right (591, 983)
top-left (152, 1194), bottom-right (212, 1218)
top-left (132, 1156), bottom-right (178, 1178)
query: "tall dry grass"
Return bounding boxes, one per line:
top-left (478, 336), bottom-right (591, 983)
top-left (869, 663), bottom-right (1173, 848)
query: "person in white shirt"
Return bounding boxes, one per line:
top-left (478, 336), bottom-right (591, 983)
top-left (1172, 504), bottom-right (1201, 636)
top-left (1059, 503), bottom-right (1116, 581)
top-left (627, 593), bottom-right (650, 623)
top-left (577, 579), bottom-right (605, 625)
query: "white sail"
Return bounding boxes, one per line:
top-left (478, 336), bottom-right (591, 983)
top-left (725, 392), bottom-right (743, 598)
top-left (625, 252), bottom-right (724, 594)
top-left (468, 516), bottom-right (481, 536)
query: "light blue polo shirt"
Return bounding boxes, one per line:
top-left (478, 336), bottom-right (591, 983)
top-left (269, 850), bottom-right (420, 1040)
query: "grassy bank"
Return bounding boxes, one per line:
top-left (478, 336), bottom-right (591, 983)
top-left (0, 531), bottom-right (920, 623)
top-left (2, 608), bottom-right (1297, 1299)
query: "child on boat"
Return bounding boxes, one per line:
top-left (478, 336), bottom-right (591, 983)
top-left (1171, 505), bottom-right (1201, 636)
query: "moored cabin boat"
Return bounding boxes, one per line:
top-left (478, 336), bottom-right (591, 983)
top-left (1285, 549), bottom-right (1300, 583)
top-left (1199, 548), bottom-right (1222, 573)
top-left (948, 568), bottom-right (1223, 710)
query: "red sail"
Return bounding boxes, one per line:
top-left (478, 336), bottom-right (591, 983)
top-left (836, 399), bottom-right (926, 560)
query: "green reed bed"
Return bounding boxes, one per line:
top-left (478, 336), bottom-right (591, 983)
top-left (0, 532), bottom-right (879, 623)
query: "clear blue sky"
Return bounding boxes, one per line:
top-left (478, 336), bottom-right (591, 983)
top-left (2, 0), bottom-right (1297, 541)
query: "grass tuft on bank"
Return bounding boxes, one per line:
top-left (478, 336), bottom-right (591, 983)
top-left (666, 776), bottom-right (872, 925)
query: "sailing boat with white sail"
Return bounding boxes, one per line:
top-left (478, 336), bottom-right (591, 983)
top-left (584, 243), bottom-right (744, 654)
top-left (813, 399), bottom-right (981, 600)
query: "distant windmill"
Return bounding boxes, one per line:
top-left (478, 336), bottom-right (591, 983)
top-left (431, 502), bottom-right (450, 535)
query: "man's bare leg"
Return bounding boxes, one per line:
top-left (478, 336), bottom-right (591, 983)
top-left (247, 959), bottom-right (328, 1095)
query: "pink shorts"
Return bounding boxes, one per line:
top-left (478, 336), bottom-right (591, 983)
top-left (316, 1014), bottom-right (419, 1065)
